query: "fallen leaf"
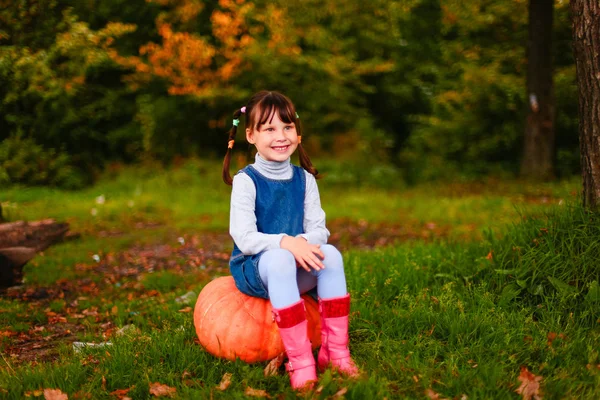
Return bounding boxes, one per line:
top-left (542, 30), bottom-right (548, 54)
top-left (425, 388), bottom-right (442, 399)
top-left (178, 307), bottom-right (192, 313)
top-left (148, 382), bottom-right (176, 397)
top-left (180, 370), bottom-right (196, 387)
top-left (109, 387), bottom-right (133, 399)
top-left (546, 332), bottom-right (565, 347)
top-left (71, 390), bottom-right (92, 399)
top-left (24, 389), bottom-right (43, 397)
top-left (333, 387), bottom-right (348, 398)
top-left (515, 366), bottom-right (543, 400)
top-left (244, 387), bottom-right (269, 398)
top-left (427, 324), bottom-right (435, 336)
top-left (216, 373), bottom-right (232, 391)
top-left (264, 353), bottom-right (285, 377)
top-left (102, 376), bottom-right (107, 391)
top-left (43, 389), bottom-right (68, 400)
top-left (486, 251), bottom-right (493, 261)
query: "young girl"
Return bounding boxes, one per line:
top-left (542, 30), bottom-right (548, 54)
top-left (222, 91), bottom-right (359, 390)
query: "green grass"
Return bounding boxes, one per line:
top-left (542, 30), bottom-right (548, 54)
top-left (1, 159), bottom-right (598, 399)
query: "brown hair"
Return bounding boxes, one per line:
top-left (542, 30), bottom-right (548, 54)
top-left (222, 90), bottom-right (319, 185)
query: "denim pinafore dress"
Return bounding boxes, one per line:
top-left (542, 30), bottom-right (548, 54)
top-left (229, 164), bottom-right (305, 299)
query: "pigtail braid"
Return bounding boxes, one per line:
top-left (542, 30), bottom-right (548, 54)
top-left (222, 109), bottom-right (243, 185)
top-left (298, 143), bottom-right (319, 178)
top-left (294, 118), bottom-right (319, 178)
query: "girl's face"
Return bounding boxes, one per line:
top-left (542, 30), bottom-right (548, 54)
top-left (246, 111), bottom-right (299, 162)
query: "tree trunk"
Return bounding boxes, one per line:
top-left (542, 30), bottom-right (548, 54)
top-left (521, 0), bottom-right (555, 179)
top-left (571, 0), bottom-right (600, 210)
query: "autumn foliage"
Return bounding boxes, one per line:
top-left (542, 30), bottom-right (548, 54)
top-left (0, 0), bottom-right (580, 187)
top-left (113, 0), bottom-right (256, 96)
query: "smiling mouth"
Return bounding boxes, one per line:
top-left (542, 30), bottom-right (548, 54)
top-left (271, 145), bottom-right (290, 152)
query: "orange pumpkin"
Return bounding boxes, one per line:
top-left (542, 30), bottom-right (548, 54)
top-left (194, 276), bottom-right (321, 363)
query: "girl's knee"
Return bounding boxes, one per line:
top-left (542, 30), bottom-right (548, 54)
top-left (263, 249), bottom-right (297, 278)
top-left (320, 244), bottom-right (343, 269)
top-left (263, 248), bottom-right (295, 265)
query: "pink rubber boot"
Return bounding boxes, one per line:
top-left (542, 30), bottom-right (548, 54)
top-left (317, 294), bottom-right (359, 377)
top-left (272, 299), bottom-right (317, 390)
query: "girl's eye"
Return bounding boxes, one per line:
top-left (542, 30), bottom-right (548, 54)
top-left (284, 125), bottom-right (293, 130)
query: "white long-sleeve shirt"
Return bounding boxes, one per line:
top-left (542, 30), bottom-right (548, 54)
top-left (229, 154), bottom-right (330, 255)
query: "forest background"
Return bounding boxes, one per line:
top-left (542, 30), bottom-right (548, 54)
top-left (0, 0), bottom-right (578, 188)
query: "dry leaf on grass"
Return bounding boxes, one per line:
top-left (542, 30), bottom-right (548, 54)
top-left (216, 372), bottom-right (232, 391)
top-left (264, 353), bottom-right (285, 377)
top-left (181, 371), bottom-right (195, 387)
top-left (515, 366), bottom-right (543, 400)
top-left (109, 387), bottom-right (133, 399)
top-left (149, 382), bottom-right (176, 397)
top-left (43, 389), bottom-right (68, 400)
top-left (546, 332), bottom-right (565, 347)
top-left (178, 307), bottom-right (192, 313)
top-left (333, 387), bottom-right (348, 398)
top-left (244, 387), bottom-right (270, 398)
top-left (425, 388), bottom-right (448, 400)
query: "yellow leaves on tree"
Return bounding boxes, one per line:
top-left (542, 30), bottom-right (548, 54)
top-left (8, 11), bottom-right (135, 97)
top-left (111, 0), bottom-right (400, 99)
top-left (149, 0), bottom-right (205, 25)
top-left (211, 0), bottom-right (255, 81)
top-left (142, 23), bottom-right (216, 95)
top-left (252, 5), bottom-right (301, 57)
top-left (116, 0), bottom-right (261, 97)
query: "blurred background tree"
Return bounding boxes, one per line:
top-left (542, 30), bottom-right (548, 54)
top-left (0, 0), bottom-right (579, 187)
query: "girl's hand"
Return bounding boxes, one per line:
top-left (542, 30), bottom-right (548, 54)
top-left (280, 236), bottom-right (325, 272)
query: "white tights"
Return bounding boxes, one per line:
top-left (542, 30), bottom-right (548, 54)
top-left (258, 244), bottom-right (347, 309)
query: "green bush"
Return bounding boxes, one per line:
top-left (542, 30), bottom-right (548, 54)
top-left (0, 137), bottom-right (86, 189)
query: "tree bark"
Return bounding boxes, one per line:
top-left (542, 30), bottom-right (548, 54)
top-left (521, 0), bottom-right (555, 179)
top-left (571, 0), bottom-right (600, 210)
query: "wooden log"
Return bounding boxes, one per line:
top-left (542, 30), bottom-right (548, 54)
top-left (0, 247), bottom-right (37, 288)
top-left (0, 219), bottom-right (75, 288)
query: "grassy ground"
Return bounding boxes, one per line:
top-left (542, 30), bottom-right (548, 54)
top-left (1, 159), bottom-right (598, 399)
